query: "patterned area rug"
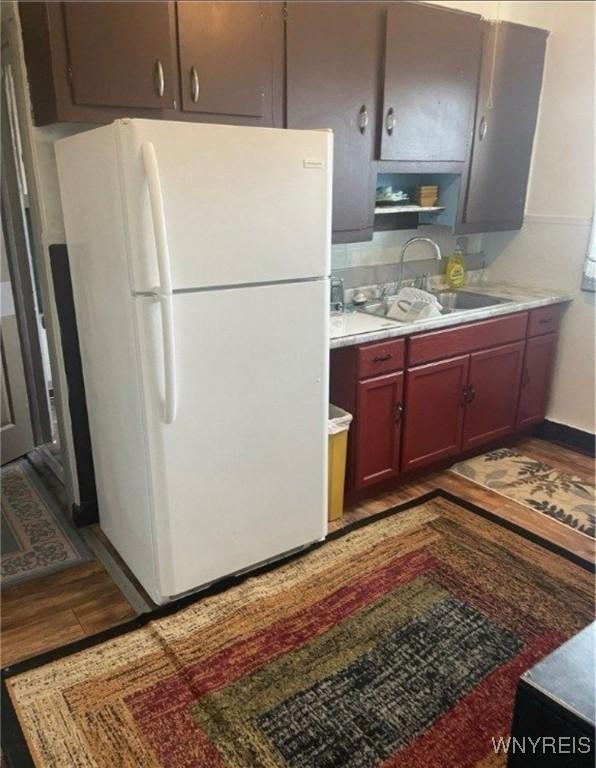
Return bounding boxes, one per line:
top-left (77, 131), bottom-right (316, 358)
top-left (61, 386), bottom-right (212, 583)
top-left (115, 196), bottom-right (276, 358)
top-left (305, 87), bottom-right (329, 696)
top-left (3, 494), bottom-right (593, 767)
top-left (1, 459), bottom-right (90, 587)
top-left (451, 448), bottom-right (596, 539)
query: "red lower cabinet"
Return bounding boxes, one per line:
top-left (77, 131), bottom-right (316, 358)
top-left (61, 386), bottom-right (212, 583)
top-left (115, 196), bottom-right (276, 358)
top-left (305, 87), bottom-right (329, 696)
top-left (402, 355), bottom-right (469, 472)
top-left (517, 333), bottom-right (557, 428)
top-left (330, 309), bottom-right (560, 500)
top-left (355, 371), bottom-right (404, 487)
top-left (462, 341), bottom-right (525, 451)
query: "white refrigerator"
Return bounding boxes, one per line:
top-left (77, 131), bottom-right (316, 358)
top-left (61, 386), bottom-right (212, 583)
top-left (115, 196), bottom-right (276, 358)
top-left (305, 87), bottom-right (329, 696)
top-left (55, 119), bottom-right (332, 604)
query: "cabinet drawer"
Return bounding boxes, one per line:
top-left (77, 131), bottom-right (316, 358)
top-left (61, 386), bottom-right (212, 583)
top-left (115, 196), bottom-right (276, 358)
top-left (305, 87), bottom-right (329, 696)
top-left (358, 339), bottom-right (405, 379)
top-left (528, 305), bottom-right (560, 337)
top-left (408, 312), bottom-right (528, 366)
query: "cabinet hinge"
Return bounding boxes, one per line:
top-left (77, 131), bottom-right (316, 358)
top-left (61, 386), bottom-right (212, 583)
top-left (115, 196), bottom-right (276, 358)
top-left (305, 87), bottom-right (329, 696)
top-left (67, 65), bottom-right (73, 85)
top-left (282, 5), bottom-right (288, 21)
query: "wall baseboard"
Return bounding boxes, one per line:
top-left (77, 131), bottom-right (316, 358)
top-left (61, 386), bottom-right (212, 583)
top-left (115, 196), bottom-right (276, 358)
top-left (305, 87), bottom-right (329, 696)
top-left (72, 499), bottom-right (99, 528)
top-left (534, 420), bottom-right (596, 458)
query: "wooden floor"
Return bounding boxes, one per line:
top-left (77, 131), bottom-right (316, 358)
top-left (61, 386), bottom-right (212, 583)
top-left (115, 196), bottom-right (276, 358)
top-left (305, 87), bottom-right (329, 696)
top-left (1, 437), bottom-right (593, 668)
top-left (331, 437), bottom-right (595, 567)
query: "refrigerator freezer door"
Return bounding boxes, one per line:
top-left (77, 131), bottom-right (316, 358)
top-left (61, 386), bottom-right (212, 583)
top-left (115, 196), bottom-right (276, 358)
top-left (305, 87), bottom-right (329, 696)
top-left (135, 279), bottom-right (329, 600)
top-left (117, 119), bottom-right (333, 293)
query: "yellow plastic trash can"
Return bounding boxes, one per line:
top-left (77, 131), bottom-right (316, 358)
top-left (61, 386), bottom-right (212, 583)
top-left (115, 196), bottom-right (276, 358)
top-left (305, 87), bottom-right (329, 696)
top-left (328, 405), bottom-right (352, 522)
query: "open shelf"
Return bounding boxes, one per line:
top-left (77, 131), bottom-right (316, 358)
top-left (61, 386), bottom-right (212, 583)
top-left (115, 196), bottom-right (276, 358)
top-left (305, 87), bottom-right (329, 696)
top-left (374, 204), bottom-right (445, 215)
top-left (374, 172), bottom-right (462, 232)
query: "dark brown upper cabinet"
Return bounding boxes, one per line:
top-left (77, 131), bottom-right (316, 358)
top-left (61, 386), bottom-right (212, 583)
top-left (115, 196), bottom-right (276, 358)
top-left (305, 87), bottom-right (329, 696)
top-left (286, 2), bottom-right (382, 242)
top-left (379, 2), bottom-right (482, 168)
top-left (63, 2), bottom-right (178, 110)
top-left (458, 21), bottom-right (547, 233)
top-left (18, 1), bottom-right (283, 127)
top-left (19, 2), bottom-right (179, 124)
top-left (177, 2), bottom-right (279, 126)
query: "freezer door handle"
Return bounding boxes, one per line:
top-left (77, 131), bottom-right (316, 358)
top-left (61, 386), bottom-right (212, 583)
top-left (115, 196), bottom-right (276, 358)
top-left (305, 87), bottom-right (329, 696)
top-left (142, 141), bottom-right (177, 424)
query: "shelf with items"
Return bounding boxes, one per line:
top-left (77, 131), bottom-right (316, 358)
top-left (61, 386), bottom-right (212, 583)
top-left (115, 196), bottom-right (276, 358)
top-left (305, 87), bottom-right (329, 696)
top-left (373, 173), bottom-right (462, 232)
top-left (374, 204), bottom-right (445, 215)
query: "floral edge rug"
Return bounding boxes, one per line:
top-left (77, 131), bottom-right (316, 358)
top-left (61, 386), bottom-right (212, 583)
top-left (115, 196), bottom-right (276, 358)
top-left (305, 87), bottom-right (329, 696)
top-left (1, 458), bottom-right (91, 587)
top-left (451, 448), bottom-right (595, 539)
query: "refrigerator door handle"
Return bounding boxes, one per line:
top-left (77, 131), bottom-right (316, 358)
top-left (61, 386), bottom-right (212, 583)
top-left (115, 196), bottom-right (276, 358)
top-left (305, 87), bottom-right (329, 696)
top-left (141, 141), bottom-right (177, 424)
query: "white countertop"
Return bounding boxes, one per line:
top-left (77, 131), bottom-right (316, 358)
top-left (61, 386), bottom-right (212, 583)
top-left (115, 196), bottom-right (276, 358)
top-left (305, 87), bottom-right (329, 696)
top-left (329, 282), bottom-right (574, 349)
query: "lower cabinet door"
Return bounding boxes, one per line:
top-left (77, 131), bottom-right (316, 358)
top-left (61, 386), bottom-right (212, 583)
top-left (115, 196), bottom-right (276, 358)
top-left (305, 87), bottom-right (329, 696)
top-left (462, 341), bottom-right (525, 451)
top-left (355, 371), bottom-right (404, 488)
top-left (402, 355), bottom-right (469, 472)
top-left (517, 333), bottom-right (557, 428)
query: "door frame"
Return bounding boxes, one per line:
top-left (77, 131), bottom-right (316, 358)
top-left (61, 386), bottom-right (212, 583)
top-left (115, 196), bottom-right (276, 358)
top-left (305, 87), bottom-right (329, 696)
top-left (1, 2), bottom-right (78, 509)
top-left (1, 74), bottom-right (51, 447)
top-left (1, 215), bottom-right (35, 464)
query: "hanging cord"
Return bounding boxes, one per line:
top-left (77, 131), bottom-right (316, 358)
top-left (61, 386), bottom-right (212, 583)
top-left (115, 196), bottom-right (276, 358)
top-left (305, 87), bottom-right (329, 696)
top-left (486, 2), bottom-right (502, 110)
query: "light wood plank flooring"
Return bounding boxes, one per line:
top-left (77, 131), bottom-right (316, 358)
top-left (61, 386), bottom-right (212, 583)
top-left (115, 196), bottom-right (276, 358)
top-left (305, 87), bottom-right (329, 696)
top-left (331, 438), bottom-right (595, 566)
top-left (2, 438), bottom-right (593, 668)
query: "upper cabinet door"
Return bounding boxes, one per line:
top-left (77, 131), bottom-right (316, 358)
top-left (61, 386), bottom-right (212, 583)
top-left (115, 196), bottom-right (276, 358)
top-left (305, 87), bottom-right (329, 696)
top-left (461, 22), bottom-right (547, 232)
top-left (380, 2), bottom-right (482, 163)
top-left (63, 2), bottom-right (178, 110)
top-left (177, 2), bottom-right (276, 125)
top-left (286, 2), bottom-right (381, 238)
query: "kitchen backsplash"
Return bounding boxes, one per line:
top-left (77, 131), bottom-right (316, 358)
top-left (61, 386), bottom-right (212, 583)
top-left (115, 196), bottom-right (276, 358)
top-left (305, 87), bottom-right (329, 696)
top-left (331, 226), bottom-right (483, 270)
top-left (331, 227), bottom-right (487, 290)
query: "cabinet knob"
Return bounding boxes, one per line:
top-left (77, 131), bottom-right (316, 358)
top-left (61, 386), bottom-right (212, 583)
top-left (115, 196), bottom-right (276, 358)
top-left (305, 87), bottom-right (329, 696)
top-left (460, 385), bottom-right (469, 408)
top-left (154, 60), bottom-right (165, 98)
top-left (478, 116), bottom-right (488, 141)
top-left (190, 66), bottom-right (200, 103)
top-left (358, 105), bottom-right (369, 135)
top-left (522, 368), bottom-right (530, 387)
top-left (385, 107), bottom-right (396, 136)
top-left (395, 401), bottom-right (404, 423)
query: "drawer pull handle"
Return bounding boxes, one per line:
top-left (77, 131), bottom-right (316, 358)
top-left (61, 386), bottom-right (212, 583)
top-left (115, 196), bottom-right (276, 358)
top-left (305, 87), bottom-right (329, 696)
top-left (538, 318), bottom-right (551, 325)
top-left (467, 384), bottom-right (476, 404)
top-left (373, 353), bottom-right (392, 362)
top-left (395, 401), bottom-right (403, 423)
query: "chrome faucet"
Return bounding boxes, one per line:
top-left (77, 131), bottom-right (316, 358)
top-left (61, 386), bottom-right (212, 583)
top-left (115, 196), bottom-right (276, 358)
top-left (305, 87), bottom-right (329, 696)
top-left (397, 237), bottom-right (443, 291)
top-left (330, 276), bottom-right (345, 313)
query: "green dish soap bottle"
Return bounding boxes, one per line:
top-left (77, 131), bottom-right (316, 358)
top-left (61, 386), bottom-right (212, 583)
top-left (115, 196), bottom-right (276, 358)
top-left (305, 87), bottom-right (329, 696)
top-left (445, 245), bottom-right (466, 289)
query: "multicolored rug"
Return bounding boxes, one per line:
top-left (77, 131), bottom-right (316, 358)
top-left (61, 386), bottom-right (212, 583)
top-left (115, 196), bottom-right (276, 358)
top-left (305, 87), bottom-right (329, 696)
top-left (2, 493), bottom-right (594, 767)
top-left (1, 459), bottom-right (91, 587)
top-left (451, 448), bottom-right (596, 539)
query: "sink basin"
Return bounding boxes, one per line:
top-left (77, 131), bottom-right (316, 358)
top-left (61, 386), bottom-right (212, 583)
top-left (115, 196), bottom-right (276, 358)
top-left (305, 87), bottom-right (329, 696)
top-left (433, 291), bottom-right (512, 311)
top-left (357, 291), bottom-right (511, 319)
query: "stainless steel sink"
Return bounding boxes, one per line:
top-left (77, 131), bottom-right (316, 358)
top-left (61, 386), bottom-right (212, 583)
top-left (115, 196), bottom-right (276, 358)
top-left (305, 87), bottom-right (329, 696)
top-left (357, 290), bottom-right (511, 319)
top-left (433, 291), bottom-right (512, 311)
